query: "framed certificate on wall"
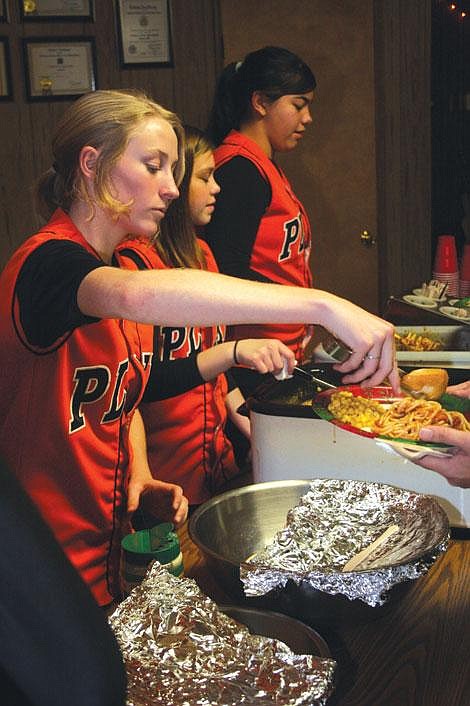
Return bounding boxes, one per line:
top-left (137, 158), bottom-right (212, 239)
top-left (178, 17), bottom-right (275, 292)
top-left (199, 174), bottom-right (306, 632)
top-left (23, 37), bottom-right (97, 100)
top-left (116, 0), bottom-right (172, 67)
top-left (21, 1), bottom-right (94, 20)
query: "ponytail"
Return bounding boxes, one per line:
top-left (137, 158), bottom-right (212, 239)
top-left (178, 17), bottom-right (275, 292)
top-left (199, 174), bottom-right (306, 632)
top-left (206, 62), bottom-right (246, 145)
top-left (35, 163), bottom-right (78, 221)
top-left (207, 46), bottom-right (316, 146)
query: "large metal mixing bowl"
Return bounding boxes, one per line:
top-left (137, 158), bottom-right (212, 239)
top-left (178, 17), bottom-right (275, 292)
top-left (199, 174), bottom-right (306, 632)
top-left (219, 605), bottom-right (332, 658)
top-left (189, 479), bottom-right (449, 629)
top-left (191, 479), bottom-right (309, 575)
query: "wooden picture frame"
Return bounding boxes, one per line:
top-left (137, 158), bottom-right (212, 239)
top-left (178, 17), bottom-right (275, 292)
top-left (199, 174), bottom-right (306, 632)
top-left (0, 37), bottom-right (12, 99)
top-left (116, 0), bottom-right (173, 67)
top-left (20, 0), bottom-right (94, 21)
top-left (23, 37), bottom-right (97, 100)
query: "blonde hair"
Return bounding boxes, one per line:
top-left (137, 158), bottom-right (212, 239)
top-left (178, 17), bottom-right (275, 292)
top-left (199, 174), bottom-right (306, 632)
top-left (36, 89), bottom-right (185, 221)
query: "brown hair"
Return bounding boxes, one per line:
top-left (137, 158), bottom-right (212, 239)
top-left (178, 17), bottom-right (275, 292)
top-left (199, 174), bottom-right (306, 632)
top-left (156, 125), bottom-right (213, 269)
top-left (35, 89), bottom-right (185, 221)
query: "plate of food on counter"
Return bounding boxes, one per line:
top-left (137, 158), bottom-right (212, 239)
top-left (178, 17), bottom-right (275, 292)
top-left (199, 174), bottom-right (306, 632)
top-left (312, 369), bottom-right (470, 460)
top-left (402, 294), bottom-right (438, 309)
top-left (438, 305), bottom-right (470, 322)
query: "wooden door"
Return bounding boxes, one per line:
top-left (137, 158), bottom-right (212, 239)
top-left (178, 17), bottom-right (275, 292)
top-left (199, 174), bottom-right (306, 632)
top-left (219, 0), bottom-right (432, 315)
top-left (219, 0), bottom-right (379, 312)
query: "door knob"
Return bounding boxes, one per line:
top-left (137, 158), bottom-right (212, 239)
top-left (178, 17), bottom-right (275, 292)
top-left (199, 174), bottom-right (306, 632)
top-left (360, 228), bottom-right (376, 248)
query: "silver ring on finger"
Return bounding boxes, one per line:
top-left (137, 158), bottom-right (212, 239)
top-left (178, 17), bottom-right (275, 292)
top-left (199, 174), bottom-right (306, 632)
top-left (365, 353), bottom-right (381, 360)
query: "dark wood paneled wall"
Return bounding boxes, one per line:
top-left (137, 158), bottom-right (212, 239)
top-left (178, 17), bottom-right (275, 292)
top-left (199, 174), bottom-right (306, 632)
top-left (374, 0), bottom-right (432, 311)
top-left (0, 0), bottom-right (222, 267)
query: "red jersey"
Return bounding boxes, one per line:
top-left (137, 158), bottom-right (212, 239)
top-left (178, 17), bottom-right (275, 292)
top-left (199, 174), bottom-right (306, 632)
top-left (214, 130), bottom-right (313, 359)
top-left (0, 210), bottom-right (154, 605)
top-left (116, 238), bottom-right (239, 505)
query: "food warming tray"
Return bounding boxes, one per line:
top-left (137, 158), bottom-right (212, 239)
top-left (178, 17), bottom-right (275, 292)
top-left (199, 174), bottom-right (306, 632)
top-left (394, 325), bottom-right (470, 368)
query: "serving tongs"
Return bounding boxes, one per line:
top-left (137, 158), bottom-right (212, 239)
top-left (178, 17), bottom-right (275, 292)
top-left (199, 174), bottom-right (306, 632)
top-left (292, 366), bottom-right (338, 391)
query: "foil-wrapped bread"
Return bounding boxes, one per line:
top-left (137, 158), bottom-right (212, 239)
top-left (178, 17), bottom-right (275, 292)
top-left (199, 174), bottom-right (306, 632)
top-left (109, 563), bottom-right (336, 706)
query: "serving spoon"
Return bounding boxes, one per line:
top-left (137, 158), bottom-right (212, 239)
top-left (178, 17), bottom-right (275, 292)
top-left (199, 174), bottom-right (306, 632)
top-left (342, 524), bottom-right (400, 572)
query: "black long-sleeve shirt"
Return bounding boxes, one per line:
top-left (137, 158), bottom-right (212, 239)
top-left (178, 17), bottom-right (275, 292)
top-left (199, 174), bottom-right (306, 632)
top-left (202, 156), bottom-right (273, 283)
top-left (15, 240), bottom-right (204, 400)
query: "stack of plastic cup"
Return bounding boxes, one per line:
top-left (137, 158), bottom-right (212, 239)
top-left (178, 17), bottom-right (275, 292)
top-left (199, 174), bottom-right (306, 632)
top-left (432, 234), bottom-right (459, 296)
top-left (459, 243), bottom-right (470, 297)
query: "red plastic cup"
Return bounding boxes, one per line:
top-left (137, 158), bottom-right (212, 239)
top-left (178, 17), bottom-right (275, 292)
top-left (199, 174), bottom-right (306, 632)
top-left (432, 270), bottom-right (459, 296)
top-left (459, 281), bottom-right (470, 297)
top-left (433, 235), bottom-right (458, 273)
top-left (460, 243), bottom-right (470, 281)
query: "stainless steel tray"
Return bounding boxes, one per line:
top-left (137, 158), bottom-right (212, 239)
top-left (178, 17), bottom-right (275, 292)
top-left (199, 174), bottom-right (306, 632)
top-left (395, 325), bottom-right (470, 368)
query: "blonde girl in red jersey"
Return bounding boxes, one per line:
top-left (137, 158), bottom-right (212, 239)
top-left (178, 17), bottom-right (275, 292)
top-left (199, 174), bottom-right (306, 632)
top-left (0, 89), bottom-right (398, 606)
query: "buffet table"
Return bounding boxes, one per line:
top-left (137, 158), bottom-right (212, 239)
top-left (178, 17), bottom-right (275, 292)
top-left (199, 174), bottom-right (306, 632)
top-left (179, 523), bottom-right (470, 706)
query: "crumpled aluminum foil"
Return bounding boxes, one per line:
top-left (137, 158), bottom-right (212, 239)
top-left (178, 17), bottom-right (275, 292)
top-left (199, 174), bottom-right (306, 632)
top-left (241, 479), bottom-right (449, 607)
top-left (109, 562), bottom-right (336, 706)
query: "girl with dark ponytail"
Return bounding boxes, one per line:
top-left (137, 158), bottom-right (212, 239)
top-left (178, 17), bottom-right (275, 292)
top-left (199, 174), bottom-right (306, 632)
top-left (204, 46), bottom-right (317, 400)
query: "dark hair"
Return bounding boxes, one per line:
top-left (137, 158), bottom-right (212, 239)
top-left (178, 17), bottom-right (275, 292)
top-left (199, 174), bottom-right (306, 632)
top-left (156, 126), bottom-right (213, 269)
top-left (207, 46), bottom-right (316, 145)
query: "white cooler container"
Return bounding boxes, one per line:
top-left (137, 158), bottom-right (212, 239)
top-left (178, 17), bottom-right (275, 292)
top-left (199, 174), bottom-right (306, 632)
top-left (250, 408), bottom-right (470, 529)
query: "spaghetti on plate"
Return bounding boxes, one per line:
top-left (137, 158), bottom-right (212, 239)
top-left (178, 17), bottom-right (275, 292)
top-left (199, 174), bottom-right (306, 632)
top-left (372, 398), bottom-right (470, 440)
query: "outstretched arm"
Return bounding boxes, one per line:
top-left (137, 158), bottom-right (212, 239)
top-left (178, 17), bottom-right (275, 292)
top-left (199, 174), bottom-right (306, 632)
top-left (77, 267), bottom-right (399, 392)
top-left (196, 338), bottom-right (296, 382)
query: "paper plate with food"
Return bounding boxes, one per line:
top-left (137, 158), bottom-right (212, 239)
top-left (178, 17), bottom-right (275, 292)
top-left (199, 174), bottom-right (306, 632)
top-left (312, 369), bottom-right (470, 460)
top-left (402, 294), bottom-right (438, 309)
top-left (438, 305), bottom-right (470, 322)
